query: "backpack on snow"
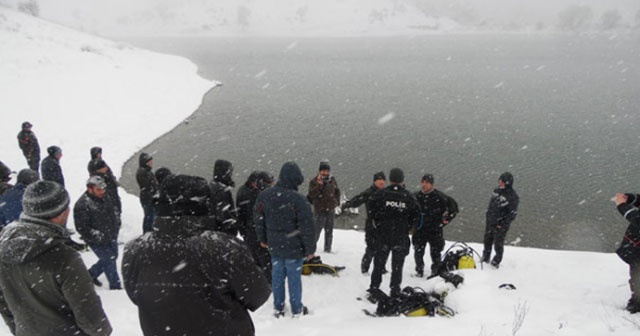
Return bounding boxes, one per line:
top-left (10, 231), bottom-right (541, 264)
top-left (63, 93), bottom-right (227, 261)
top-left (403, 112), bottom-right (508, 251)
top-left (438, 242), bottom-right (483, 274)
top-left (302, 256), bottom-right (346, 276)
top-left (365, 287), bottom-right (455, 318)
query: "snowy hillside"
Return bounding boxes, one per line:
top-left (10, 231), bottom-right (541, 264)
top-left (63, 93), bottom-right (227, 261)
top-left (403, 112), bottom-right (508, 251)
top-left (1, 6), bottom-right (640, 336)
top-left (5, 0), bottom-right (640, 37)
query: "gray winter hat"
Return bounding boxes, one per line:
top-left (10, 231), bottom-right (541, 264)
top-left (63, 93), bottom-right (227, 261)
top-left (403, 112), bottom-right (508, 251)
top-left (17, 169), bottom-right (39, 186)
top-left (86, 175), bottom-right (107, 189)
top-left (22, 181), bottom-right (70, 219)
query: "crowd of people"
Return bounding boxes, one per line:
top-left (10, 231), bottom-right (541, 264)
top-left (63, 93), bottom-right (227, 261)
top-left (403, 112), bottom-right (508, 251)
top-left (0, 119), bottom-right (639, 335)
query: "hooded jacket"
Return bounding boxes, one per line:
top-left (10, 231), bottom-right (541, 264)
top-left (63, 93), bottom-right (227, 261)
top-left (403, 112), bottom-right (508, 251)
top-left (486, 185), bottom-right (519, 230)
top-left (135, 153), bottom-right (158, 205)
top-left (0, 215), bottom-right (111, 336)
top-left (122, 216), bottom-right (270, 336)
top-left (209, 160), bottom-right (238, 235)
top-left (254, 162), bottom-right (316, 259)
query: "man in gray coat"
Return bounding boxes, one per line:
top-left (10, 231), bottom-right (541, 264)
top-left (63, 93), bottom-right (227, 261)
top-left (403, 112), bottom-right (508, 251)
top-left (0, 181), bottom-right (112, 335)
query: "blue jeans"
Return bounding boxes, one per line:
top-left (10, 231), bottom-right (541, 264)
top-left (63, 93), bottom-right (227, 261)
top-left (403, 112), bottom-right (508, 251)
top-left (142, 203), bottom-right (156, 233)
top-left (271, 257), bottom-right (304, 314)
top-left (89, 241), bottom-right (121, 289)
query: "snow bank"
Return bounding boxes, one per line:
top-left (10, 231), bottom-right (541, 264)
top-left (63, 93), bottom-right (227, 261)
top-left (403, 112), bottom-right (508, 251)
top-left (1, 6), bottom-right (639, 336)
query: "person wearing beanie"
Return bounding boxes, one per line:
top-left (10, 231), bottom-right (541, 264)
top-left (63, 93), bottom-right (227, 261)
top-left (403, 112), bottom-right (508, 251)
top-left (237, 171), bottom-right (274, 282)
top-left (366, 168), bottom-right (420, 299)
top-left (0, 161), bottom-right (13, 196)
top-left (412, 174), bottom-right (459, 277)
top-left (87, 146), bottom-right (103, 175)
top-left (0, 169), bottom-right (39, 226)
top-left (208, 159), bottom-right (239, 236)
top-left (154, 167), bottom-right (172, 186)
top-left (342, 171), bottom-right (387, 274)
top-left (0, 181), bottom-right (112, 335)
top-left (255, 162), bottom-right (316, 318)
top-left (41, 145), bottom-right (64, 186)
top-left (614, 192), bottom-right (640, 314)
top-left (74, 176), bottom-right (122, 289)
top-left (123, 174), bottom-right (270, 335)
top-left (17, 121), bottom-right (41, 172)
top-left (482, 172), bottom-right (519, 268)
top-left (307, 160), bottom-right (341, 253)
top-left (136, 152), bottom-right (158, 233)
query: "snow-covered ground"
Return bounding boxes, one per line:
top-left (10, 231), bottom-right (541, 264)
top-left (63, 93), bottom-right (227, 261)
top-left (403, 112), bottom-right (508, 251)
top-left (1, 7), bottom-right (640, 336)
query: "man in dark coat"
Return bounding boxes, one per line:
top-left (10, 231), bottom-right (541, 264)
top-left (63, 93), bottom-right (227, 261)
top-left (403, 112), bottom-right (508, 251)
top-left (307, 160), bottom-right (341, 253)
top-left (135, 153), bottom-right (158, 233)
top-left (237, 171), bottom-right (274, 281)
top-left (412, 174), bottom-right (458, 277)
top-left (0, 161), bottom-right (13, 196)
top-left (614, 192), bottom-right (640, 314)
top-left (367, 168), bottom-right (420, 298)
top-left (0, 181), bottom-right (112, 335)
top-left (0, 169), bottom-right (39, 226)
top-left (74, 176), bottom-right (122, 289)
top-left (482, 172), bottom-right (519, 268)
top-left (209, 159), bottom-right (238, 236)
top-left (342, 171), bottom-right (386, 274)
top-left (87, 146), bottom-right (104, 175)
top-left (41, 145), bottom-right (64, 186)
top-left (255, 162), bottom-right (316, 317)
top-left (123, 174), bottom-right (271, 335)
top-left (91, 159), bottom-right (121, 214)
top-left (16, 121), bottom-right (40, 172)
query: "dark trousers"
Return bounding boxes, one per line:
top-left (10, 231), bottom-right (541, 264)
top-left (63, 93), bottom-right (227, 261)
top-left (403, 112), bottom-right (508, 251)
top-left (412, 229), bottom-right (445, 275)
top-left (248, 241), bottom-right (272, 283)
top-left (88, 241), bottom-right (121, 289)
top-left (141, 202), bottom-right (156, 233)
top-left (361, 227), bottom-right (376, 273)
top-left (483, 223), bottom-right (509, 265)
top-left (630, 262), bottom-right (640, 305)
top-left (314, 212), bottom-right (334, 252)
top-left (26, 155), bottom-right (39, 172)
top-left (370, 243), bottom-right (408, 295)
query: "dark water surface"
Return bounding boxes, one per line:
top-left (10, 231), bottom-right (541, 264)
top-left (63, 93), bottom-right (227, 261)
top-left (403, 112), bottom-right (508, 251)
top-left (120, 34), bottom-right (640, 252)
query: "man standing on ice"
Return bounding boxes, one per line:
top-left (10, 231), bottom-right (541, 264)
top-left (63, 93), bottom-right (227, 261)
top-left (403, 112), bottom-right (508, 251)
top-left (366, 168), bottom-right (420, 298)
top-left (342, 171), bottom-right (387, 274)
top-left (614, 192), bottom-right (640, 314)
top-left (136, 153), bottom-right (158, 233)
top-left (255, 162), bottom-right (316, 318)
top-left (482, 172), bottom-right (519, 268)
top-left (307, 160), bottom-right (341, 253)
top-left (17, 121), bottom-right (40, 172)
top-left (0, 181), bottom-right (112, 335)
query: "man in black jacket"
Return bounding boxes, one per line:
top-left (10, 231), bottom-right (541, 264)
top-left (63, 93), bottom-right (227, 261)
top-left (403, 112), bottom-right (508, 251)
top-left (136, 153), bottom-right (158, 233)
top-left (0, 161), bottom-right (12, 196)
top-left (123, 174), bottom-right (270, 335)
top-left (16, 121), bottom-right (40, 172)
top-left (342, 171), bottom-right (386, 274)
top-left (0, 181), bottom-right (112, 335)
top-left (413, 174), bottom-right (458, 277)
top-left (255, 162), bottom-right (316, 317)
top-left (237, 171), bottom-right (274, 281)
top-left (482, 172), bottom-right (519, 268)
top-left (209, 159), bottom-right (238, 236)
top-left (614, 192), bottom-right (640, 314)
top-left (74, 176), bottom-right (122, 289)
top-left (367, 168), bottom-right (420, 298)
top-left (41, 145), bottom-right (64, 186)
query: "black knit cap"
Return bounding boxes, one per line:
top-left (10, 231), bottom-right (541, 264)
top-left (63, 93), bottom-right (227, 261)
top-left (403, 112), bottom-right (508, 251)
top-left (373, 171), bottom-right (386, 182)
top-left (389, 168), bottom-right (404, 183)
top-left (17, 169), bottom-right (39, 185)
top-left (47, 146), bottom-right (61, 156)
top-left (499, 172), bottom-right (514, 187)
top-left (22, 121), bottom-right (32, 129)
top-left (319, 160), bottom-right (331, 171)
top-left (155, 174), bottom-right (210, 217)
top-left (22, 181), bottom-right (69, 219)
top-left (93, 159), bottom-right (107, 170)
top-left (421, 174), bottom-right (434, 184)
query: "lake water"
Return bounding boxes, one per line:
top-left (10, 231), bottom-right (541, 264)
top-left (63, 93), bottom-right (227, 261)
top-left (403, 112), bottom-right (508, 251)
top-left (120, 34), bottom-right (640, 253)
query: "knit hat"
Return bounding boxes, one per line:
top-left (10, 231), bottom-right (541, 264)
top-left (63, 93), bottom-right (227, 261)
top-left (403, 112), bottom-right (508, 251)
top-left (17, 169), bottom-right (39, 186)
top-left (499, 172), bottom-right (514, 188)
top-left (47, 146), bottom-right (62, 157)
top-left (86, 176), bottom-right (107, 189)
top-left (156, 175), bottom-right (210, 217)
top-left (319, 160), bottom-right (331, 171)
top-left (22, 181), bottom-right (70, 219)
top-left (93, 159), bottom-right (107, 171)
top-left (389, 168), bottom-right (404, 184)
top-left (155, 167), bottom-right (172, 186)
top-left (421, 174), bottom-right (434, 184)
top-left (22, 121), bottom-right (33, 130)
top-left (373, 171), bottom-right (386, 182)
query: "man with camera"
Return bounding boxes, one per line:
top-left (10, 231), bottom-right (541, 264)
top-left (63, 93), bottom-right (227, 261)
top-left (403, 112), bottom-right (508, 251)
top-left (308, 160), bottom-right (341, 253)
